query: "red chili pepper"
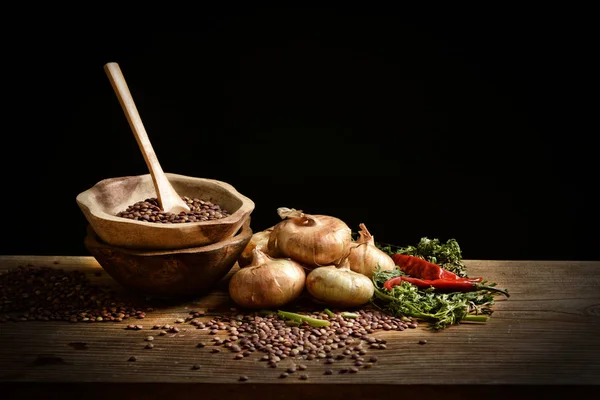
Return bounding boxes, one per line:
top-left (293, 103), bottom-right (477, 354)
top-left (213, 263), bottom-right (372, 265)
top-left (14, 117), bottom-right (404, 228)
top-left (391, 254), bottom-right (482, 282)
top-left (383, 276), bottom-right (509, 297)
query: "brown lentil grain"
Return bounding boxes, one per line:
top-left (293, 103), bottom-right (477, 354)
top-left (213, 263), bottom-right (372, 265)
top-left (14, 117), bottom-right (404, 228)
top-left (0, 266), bottom-right (152, 324)
top-left (116, 197), bottom-right (230, 224)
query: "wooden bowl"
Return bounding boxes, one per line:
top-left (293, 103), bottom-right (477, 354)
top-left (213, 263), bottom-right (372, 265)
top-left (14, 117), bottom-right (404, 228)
top-left (83, 218), bottom-right (252, 296)
top-left (76, 173), bottom-right (255, 250)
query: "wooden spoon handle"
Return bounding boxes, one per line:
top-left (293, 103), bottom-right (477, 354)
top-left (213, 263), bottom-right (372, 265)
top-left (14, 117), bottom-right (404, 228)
top-left (104, 62), bottom-right (189, 214)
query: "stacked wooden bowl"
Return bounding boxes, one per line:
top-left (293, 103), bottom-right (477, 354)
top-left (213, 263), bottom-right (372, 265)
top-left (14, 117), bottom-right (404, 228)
top-left (77, 173), bottom-right (255, 296)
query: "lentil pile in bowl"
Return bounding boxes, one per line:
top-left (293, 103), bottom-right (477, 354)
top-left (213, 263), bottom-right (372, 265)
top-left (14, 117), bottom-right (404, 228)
top-left (116, 197), bottom-right (230, 224)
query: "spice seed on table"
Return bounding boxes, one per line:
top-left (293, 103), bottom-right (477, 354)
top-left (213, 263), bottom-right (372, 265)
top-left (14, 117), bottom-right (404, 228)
top-left (145, 343), bottom-right (154, 349)
top-left (192, 364), bottom-right (201, 370)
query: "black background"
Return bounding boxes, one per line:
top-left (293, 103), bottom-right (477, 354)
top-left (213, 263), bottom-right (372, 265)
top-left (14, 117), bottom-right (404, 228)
top-left (1, 8), bottom-right (597, 261)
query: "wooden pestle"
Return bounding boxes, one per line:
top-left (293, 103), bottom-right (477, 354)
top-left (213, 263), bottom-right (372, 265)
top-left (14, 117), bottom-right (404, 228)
top-left (104, 62), bottom-right (190, 214)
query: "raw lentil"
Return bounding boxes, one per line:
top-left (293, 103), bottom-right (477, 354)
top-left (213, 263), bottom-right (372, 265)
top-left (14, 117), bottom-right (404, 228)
top-left (115, 197), bottom-right (230, 224)
top-left (0, 266), bottom-right (152, 323)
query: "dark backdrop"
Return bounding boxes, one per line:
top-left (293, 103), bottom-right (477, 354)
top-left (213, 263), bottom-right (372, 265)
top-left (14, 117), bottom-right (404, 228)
top-left (1, 9), bottom-right (596, 261)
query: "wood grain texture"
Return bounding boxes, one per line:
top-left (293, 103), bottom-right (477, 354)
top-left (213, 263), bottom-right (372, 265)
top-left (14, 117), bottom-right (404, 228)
top-left (1, 256), bottom-right (599, 398)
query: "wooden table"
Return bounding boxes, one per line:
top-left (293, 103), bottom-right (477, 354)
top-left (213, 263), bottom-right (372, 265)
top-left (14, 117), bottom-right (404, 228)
top-left (1, 256), bottom-right (599, 399)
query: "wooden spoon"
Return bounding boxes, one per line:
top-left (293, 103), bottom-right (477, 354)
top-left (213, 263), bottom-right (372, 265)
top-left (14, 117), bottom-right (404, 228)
top-left (104, 62), bottom-right (190, 214)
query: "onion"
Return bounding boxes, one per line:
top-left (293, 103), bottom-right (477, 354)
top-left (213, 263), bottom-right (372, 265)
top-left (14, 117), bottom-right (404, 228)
top-left (347, 223), bottom-right (395, 278)
top-left (267, 207), bottom-right (352, 268)
top-left (238, 226), bottom-right (275, 267)
top-left (305, 258), bottom-right (374, 308)
top-left (228, 246), bottom-right (306, 309)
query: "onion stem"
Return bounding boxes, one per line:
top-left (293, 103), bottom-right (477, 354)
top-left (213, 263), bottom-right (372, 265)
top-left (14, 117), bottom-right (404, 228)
top-left (277, 310), bottom-right (330, 327)
top-left (341, 312), bottom-right (359, 319)
top-left (323, 308), bottom-right (336, 318)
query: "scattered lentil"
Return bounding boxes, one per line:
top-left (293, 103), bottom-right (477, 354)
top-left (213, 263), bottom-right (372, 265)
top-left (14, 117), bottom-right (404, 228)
top-left (0, 266), bottom-right (152, 323)
top-left (192, 364), bottom-right (201, 370)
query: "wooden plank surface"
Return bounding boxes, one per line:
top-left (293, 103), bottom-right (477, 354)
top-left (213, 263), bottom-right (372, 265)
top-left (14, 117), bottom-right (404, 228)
top-left (1, 256), bottom-right (599, 399)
